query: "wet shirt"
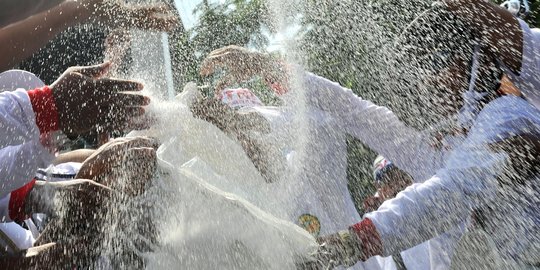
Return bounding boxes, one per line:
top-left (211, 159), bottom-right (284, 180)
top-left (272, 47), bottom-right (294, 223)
top-left (256, 72), bottom-right (461, 269)
top-left (366, 95), bottom-right (540, 264)
top-left (299, 72), bottom-right (465, 270)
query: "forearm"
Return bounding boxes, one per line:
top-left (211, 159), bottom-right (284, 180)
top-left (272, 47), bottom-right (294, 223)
top-left (53, 149), bottom-right (96, 165)
top-left (359, 144), bottom-right (505, 257)
top-left (0, 1), bottom-right (93, 71)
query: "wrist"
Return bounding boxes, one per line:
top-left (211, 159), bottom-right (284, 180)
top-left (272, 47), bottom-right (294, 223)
top-left (349, 218), bottom-right (383, 260)
top-left (10, 180), bottom-right (37, 223)
top-left (27, 86), bottom-right (60, 134)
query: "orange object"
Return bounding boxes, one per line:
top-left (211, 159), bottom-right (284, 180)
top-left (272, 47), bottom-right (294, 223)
top-left (499, 74), bottom-right (521, 96)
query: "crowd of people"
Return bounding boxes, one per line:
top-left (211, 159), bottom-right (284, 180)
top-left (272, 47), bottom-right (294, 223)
top-left (195, 0), bottom-right (540, 269)
top-left (0, 0), bottom-right (176, 268)
top-left (0, 0), bottom-right (538, 269)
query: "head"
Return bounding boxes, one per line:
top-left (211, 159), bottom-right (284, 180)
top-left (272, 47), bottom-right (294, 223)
top-left (500, 0), bottom-right (530, 19)
top-left (372, 156), bottom-right (413, 200)
top-left (387, 7), bottom-right (503, 131)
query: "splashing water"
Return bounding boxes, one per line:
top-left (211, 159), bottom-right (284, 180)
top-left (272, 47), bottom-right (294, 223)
top-left (127, 84), bottom-right (317, 269)
top-left (68, 0), bottom-right (540, 269)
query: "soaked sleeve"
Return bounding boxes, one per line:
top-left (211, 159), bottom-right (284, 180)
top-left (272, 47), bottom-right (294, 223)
top-left (365, 96), bottom-right (540, 256)
top-left (0, 90), bottom-right (42, 147)
top-left (0, 89), bottom-right (56, 197)
top-left (365, 144), bottom-right (506, 256)
top-left (0, 142), bottom-right (53, 198)
top-left (302, 72), bottom-right (443, 181)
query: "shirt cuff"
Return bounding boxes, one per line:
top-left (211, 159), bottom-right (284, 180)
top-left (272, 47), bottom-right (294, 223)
top-left (27, 86), bottom-right (60, 134)
top-left (9, 179), bottom-right (36, 223)
top-left (349, 218), bottom-right (383, 260)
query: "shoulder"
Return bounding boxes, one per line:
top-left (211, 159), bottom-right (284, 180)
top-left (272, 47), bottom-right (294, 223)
top-left (467, 96), bottom-right (540, 144)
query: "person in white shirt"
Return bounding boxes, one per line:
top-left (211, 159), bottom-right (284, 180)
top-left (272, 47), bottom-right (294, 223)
top-left (197, 14), bottom-right (539, 266)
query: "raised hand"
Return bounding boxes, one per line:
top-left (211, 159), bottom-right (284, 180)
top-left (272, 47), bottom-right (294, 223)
top-left (50, 62), bottom-right (150, 135)
top-left (200, 45), bottom-right (279, 90)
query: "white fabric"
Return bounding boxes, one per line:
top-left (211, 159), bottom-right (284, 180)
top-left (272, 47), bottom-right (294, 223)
top-left (301, 72), bottom-right (448, 183)
top-left (0, 142), bottom-right (54, 198)
top-left (0, 71), bottom-right (53, 226)
top-left (366, 95), bottom-right (540, 265)
top-left (135, 100), bottom-right (317, 269)
top-left (36, 162), bottom-right (81, 182)
top-left (0, 90), bottom-right (44, 147)
top-left (300, 72), bottom-right (465, 270)
top-left (0, 70), bottom-right (51, 254)
top-left (0, 70), bottom-right (45, 92)
top-left (0, 222), bottom-right (34, 255)
top-left (0, 160), bottom-right (83, 255)
top-left (249, 74), bottom-right (451, 269)
top-left (0, 71), bottom-right (52, 196)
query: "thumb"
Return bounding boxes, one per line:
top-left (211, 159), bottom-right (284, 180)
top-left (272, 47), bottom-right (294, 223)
top-left (76, 62), bottom-right (112, 78)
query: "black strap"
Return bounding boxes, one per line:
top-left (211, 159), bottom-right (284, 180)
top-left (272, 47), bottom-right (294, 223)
top-left (393, 253), bottom-right (407, 270)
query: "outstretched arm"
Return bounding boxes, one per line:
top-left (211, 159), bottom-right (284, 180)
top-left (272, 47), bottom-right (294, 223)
top-left (357, 96), bottom-right (540, 257)
top-left (0, 0), bottom-right (178, 71)
top-left (199, 46), bottom-right (444, 180)
top-left (302, 72), bottom-right (443, 181)
top-left (0, 2), bottom-right (87, 71)
top-left (0, 0), bottom-right (64, 28)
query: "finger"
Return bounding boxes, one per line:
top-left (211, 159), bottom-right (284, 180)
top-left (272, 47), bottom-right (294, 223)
top-left (126, 114), bottom-right (157, 131)
top-left (214, 74), bottom-right (240, 92)
top-left (112, 106), bottom-right (147, 121)
top-left (134, 16), bottom-right (179, 32)
top-left (200, 52), bottom-right (242, 77)
top-left (127, 147), bottom-right (157, 160)
top-left (200, 58), bottom-right (233, 77)
top-left (200, 58), bottom-right (217, 76)
top-left (97, 106), bottom-right (146, 133)
top-left (124, 147), bottom-right (157, 196)
top-left (94, 78), bottom-right (144, 94)
top-left (207, 45), bottom-right (242, 57)
top-left (74, 62), bottom-right (112, 79)
top-left (76, 179), bottom-right (113, 192)
top-left (122, 136), bottom-right (160, 150)
top-left (105, 136), bottom-right (156, 149)
top-left (107, 93), bottom-right (151, 107)
top-left (105, 137), bottom-right (160, 156)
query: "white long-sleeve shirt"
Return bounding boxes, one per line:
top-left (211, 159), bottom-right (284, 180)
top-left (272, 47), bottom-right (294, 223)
top-left (297, 72), bottom-right (463, 270)
top-left (301, 72), bottom-right (449, 183)
top-left (0, 72), bottom-right (57, 222)
top-left (364, 95), bottom-right (540, 264)
top-left (252, 71), bottom-right (458, 269)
